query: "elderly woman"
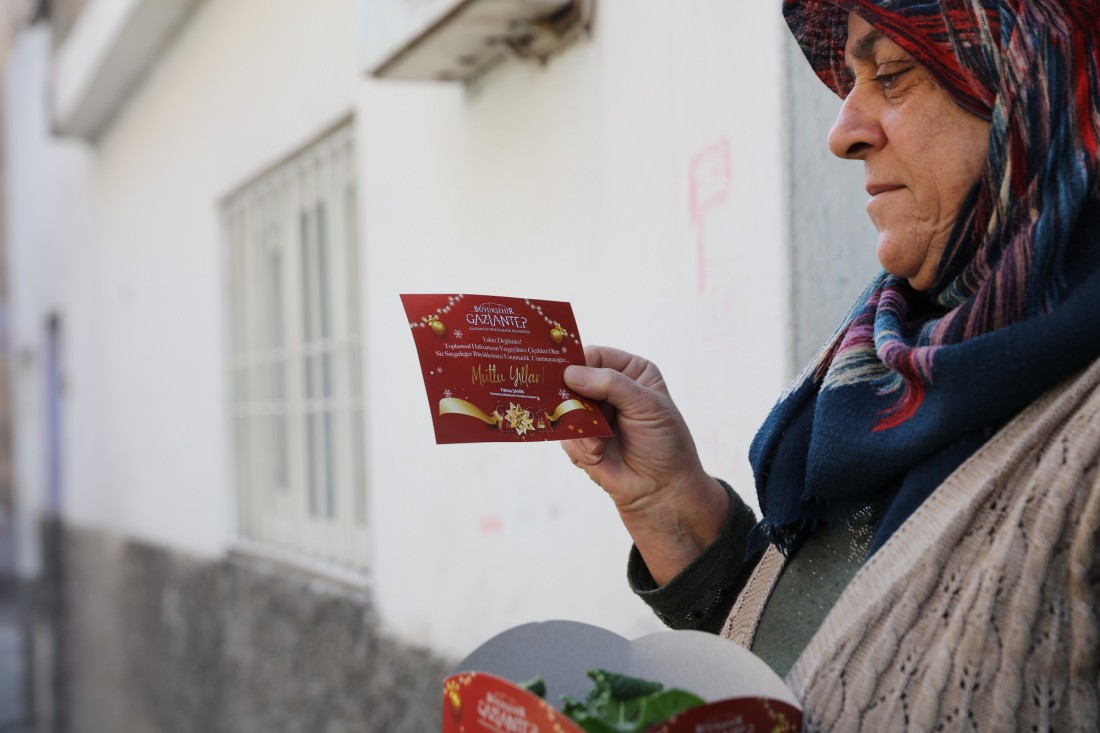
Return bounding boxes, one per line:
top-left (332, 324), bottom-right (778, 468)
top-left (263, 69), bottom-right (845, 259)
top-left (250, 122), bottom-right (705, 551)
top-left (564, 0), bottom-right (1100, 729)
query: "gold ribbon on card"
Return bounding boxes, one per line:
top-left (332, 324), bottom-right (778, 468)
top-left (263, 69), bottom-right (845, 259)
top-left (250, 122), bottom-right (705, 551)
top-left (438, 398), bottom-right (503, 428)
top-left (546, 399), bottom-right (587, 422)
top-left (438, 397), bottom-right (590, 434)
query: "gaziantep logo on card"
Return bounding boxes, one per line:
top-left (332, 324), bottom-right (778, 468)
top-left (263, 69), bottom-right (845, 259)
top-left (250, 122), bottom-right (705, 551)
top-left (477, 691), bottom-right (538, 733)
top-left (466, 302), bottom-right (529, 330)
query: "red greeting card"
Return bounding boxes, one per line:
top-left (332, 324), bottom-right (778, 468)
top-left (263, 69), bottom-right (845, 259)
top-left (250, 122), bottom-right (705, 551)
top-left (400, 294), bottom-right (614, 444)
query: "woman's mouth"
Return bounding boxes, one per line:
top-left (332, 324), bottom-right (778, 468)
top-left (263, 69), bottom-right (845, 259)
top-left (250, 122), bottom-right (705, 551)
top-left (866, 184), bottom-right (905, 214)
top-left (866, 183), bottom-right (905, 198)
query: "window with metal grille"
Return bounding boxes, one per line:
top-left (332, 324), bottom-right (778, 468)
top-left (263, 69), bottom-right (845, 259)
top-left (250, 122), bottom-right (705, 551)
top-left (223, 122), bottom-right (368, 570)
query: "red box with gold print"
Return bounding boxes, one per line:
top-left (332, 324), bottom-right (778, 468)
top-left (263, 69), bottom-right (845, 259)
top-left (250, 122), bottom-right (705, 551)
top-left (442, 621), bottom-right (803, 733)
top-left (401, 294), bottom-right (614, 444)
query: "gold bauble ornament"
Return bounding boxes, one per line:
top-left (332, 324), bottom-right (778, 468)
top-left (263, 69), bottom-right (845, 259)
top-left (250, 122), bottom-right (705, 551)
top-left (428, 317), bottom-right (446, 336)
top-left (550, 326), bottom-right (564, 344)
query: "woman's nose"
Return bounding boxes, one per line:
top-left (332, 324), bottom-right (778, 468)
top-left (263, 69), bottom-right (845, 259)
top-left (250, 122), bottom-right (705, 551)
top-left (828, 90), bottom-right (885, 159)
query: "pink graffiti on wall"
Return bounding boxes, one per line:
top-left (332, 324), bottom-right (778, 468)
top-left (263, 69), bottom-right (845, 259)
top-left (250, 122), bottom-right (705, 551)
top-left (689, 138), bottom-right (732, 292)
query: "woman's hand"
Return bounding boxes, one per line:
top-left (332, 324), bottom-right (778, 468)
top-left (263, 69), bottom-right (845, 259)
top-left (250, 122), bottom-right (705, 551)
top-left (562, 346), bottom-right (729, 585)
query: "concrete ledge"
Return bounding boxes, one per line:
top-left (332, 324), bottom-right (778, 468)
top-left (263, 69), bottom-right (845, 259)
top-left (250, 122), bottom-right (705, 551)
top-left (51, 0), bottom-right (203, 140)
top-left (366, 0), bottom-right (582, 83)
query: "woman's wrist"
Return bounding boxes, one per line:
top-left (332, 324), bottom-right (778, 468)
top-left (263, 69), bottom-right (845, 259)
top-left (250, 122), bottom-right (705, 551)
top-left (616, 472), bottom-right (731, 586)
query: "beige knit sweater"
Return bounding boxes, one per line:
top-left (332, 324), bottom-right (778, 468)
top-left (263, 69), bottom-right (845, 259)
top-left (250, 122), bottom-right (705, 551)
top-left (725, 356), bottom-right (1100, 731)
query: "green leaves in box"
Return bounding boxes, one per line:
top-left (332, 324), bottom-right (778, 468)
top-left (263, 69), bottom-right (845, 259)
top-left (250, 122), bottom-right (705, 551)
top-left (525, 668), bottom-right (705, 733)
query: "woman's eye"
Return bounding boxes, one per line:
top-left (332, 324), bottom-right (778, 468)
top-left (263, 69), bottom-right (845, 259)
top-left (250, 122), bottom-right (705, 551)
top-left (872, 66), bottom-right (913, 91)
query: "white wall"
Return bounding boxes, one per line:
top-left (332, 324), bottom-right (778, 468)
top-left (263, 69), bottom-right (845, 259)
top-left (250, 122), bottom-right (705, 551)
top-left (362, 0), bottom-right (793, 655)
top-left (70, 0), bottom-right (366, 556)
top-left (7, 0), bottom-right (794, 660)
top-left (4, 23), bottom-right (96, 577)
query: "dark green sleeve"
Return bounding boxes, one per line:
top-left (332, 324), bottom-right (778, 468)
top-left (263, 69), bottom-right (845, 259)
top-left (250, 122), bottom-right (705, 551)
top-left (626, 480), bottom-right (761, 634)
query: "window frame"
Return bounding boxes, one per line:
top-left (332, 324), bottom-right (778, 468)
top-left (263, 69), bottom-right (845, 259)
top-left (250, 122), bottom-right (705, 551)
top-left (222, 120), bottom-right (369, 571)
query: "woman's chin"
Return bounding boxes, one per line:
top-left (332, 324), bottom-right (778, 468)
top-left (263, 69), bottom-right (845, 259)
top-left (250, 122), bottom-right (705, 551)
top-left (877, 249), bottom-right (918, 285)
top-left (876, 237), bottom-right (936, 291)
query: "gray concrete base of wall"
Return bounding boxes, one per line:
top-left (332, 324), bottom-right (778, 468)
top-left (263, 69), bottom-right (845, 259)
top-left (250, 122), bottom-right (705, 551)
top-left (27, 520), bottom-right (454, 733)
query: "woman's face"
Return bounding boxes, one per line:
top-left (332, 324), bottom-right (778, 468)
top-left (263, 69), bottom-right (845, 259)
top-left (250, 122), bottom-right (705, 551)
top-left (829, 12), bottom-right (991, 291)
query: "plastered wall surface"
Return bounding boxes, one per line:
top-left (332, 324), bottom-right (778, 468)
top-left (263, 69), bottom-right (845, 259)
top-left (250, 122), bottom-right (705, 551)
top-left (45, 524), bottom-right (450, 733)
top-left (4, 24), bottom-right (95, 578)
top-left (361, 0), bottom-right (792, 656)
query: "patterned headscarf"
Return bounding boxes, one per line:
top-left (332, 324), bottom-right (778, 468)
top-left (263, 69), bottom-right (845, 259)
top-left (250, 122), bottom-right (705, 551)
top-left (750, 0), bottom-right (1100, 555)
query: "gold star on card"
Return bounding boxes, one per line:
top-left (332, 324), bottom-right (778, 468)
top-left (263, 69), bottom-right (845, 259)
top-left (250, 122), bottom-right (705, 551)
top-left (504, 402), bottom-right (535, 436)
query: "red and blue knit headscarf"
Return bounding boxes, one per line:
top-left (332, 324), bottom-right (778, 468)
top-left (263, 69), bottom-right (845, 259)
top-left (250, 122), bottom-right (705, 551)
top-left (750, 0), bottom-right (1100, 556)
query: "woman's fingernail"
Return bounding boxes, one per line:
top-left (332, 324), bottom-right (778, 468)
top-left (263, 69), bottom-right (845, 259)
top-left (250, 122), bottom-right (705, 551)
top-left (564, 365), bottom-right (587, 388)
